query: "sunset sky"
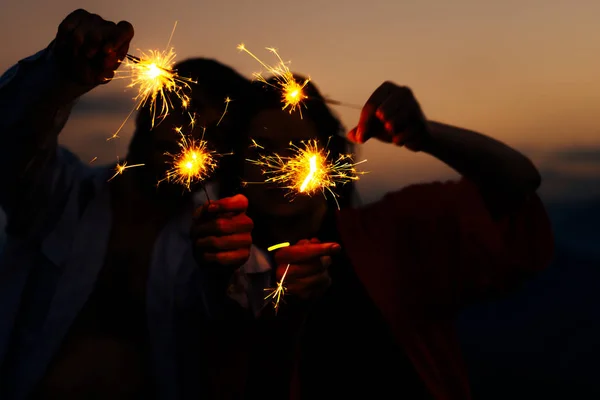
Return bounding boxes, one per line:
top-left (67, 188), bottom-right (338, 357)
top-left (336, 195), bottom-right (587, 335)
top-left (1, 0), bottom-right (599, 203)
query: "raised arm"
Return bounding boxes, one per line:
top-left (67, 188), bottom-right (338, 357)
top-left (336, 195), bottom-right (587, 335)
top-left (0, 9), bottom-right (133, 229)
top-left (342, 81), bottom-right (553, 309)
top-left (348, 81), bottom-right (541, 216)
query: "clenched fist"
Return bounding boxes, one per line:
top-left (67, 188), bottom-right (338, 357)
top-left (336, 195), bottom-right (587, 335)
top-left (191, 194), bottom-right (254, 270)
top-left (51, 9), bottom-right (134, 86)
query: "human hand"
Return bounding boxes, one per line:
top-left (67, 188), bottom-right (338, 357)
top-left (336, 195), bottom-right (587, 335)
top-left (347, 81), bottom-right (431, 151)
top-left (51, 9), bottom-right (134, 87)
top-left (191, 194), bottom-right (253, 270)
top-left (273, 238), bottom-right (339, 301)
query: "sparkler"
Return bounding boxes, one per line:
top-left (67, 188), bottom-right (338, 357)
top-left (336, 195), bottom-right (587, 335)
top-left (109, 22), bottom-right (196, 140)
top-left (158, 127), bottom-right (219, 191)
top-left (237, 43), bottom-right (364, 113)
top-left (216, 97), bottom-right (231, 126)
top-left (107, 159), bottom-right (145, 182)
top-left (264, 242), bottom-right (292, 314)
top-left (245, 138), bottom-right (367, 209)
top-left (237, 44), bottom-right (309, 116)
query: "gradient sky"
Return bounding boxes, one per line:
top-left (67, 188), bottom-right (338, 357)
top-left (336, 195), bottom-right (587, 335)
top-left (1, 0), bottom-right (599, 203)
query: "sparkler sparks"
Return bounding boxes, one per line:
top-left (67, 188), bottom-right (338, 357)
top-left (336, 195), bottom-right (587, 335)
top-left (245, 138), bottom-right (367, 209)
top-left (264, 242), bottom-right (291, 314)
top-left (216, 96), bottom-right (231, 126)
top-left (109, 22), bottom-right (196, 140)
top-left (237, 44), bottom-right (309, 116)
top-left (158, 127), bottom-right (219, 191)
top-left (107, 159), bottom-right (145, 182)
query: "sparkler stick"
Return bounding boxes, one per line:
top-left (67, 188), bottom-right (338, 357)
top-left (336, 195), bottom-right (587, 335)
top-left (107, 159), bottom-right (145, 182)
top-left (264, 242), bottom-right (292, 314)
top-left (322, 98), bottom-right (363, 110)
top-left (245, 138), bottom-right (367, 210)
top-left (201, 184), bottom-right (212, 204)
top-left (216, 97), bottom-right (231, 127)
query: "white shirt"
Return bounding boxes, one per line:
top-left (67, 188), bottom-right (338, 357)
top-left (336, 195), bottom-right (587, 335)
top-left (0, 46), bottom-right (272, 400)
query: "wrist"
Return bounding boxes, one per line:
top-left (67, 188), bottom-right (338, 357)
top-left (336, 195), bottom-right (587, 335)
top-left (405, 120), bottom-right (435, 153)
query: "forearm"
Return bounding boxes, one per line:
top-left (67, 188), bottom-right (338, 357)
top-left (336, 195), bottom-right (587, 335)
top-left (0, 41), bottom-right (94, 155)
top-left (421, 121), bottom-right (541, 207)
top-left (0, 43), bottom-right (90, 211)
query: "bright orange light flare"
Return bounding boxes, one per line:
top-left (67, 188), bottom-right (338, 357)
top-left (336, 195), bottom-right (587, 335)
top-left (109, 22), bottom-right (196, 140)
top-left (245, 138), bottom-right (367, 209)
top-left (237, 44), bottom-right (309, 116)
top-left (158, 127), bottom-right (219, 191)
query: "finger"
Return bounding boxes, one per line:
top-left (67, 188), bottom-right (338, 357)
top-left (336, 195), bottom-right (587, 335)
top-left (211, 194), bottom-right (249, 214)
top-left (193, 194), bottom-right (249, 219)
top-left (274, 243), bottom-right (341, 265)
top-left (203, 248), bottom-right (251, 267)
top-left (309, 238), bottom-right (321, 244)
top-left (355, 81), bottom-right (395, 142)
top-left (381, 87), bottom-right (428, 147)
top-left (108, 20), bottom-right (135, 53)
top-left (286, 272), bottom-right (332, 300)
top-left (191, 200), bottom-right (223, 221)
top-left (82, 29), bottom-right (104, 60)
top-left (195, 232), bottom-right (252, 252)
top-left (346, 127), bottom-right (360, 143)
top-left (75, 13), bottom-right (104, 59)
top-left (57, 9), bottom-right (89, 42)
top-left (375, 95), bottom-right (409, 139)
top-left (191, 213), bottom-right (254, 238)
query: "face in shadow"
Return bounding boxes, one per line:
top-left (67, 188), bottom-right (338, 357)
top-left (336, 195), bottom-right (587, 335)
top-left (242, 108), bottom-right (328, 218)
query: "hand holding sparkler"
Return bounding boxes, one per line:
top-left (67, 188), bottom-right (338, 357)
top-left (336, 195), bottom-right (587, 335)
top-left (191, 194), bottom-right (254, 270)
top-left (268, 239), bottom-right (337, 307)
top-left (51, 9), bottom-right (134, 88)
top-left (347, 81), bottom-right (431, 152)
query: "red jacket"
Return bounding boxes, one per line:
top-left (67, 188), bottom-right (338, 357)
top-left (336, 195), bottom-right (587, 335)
top-left (332, 179), bottom-right (554, 399)
top-left (197, 179), bottom-right (553, 400)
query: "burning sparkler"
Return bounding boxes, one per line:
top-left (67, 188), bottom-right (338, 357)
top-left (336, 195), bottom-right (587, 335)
top-left (237, 43), bottom-right (363, 113)
top-left (245, 138), bottom-right (367, 209)
top-left (216, 96), bottom-right (231, 126)
top-left (237, 44), bottom-right (309, 116)
top-left (109, 22), bottom-right (196, 140)
top-left (264, 242), bottom-right (292, 314)
top-left (158, 127), bottom-right (219, 191)
top-left (107, 159), bottom-right (145, 182)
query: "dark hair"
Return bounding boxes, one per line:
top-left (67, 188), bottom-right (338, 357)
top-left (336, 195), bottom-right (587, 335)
top-left (219, 73), bottom-right (357, 209)
top-left (128, 58), bottom-right (253, 159)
